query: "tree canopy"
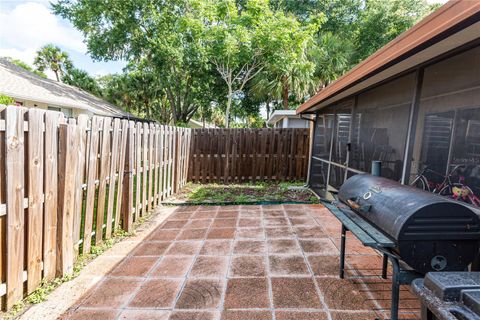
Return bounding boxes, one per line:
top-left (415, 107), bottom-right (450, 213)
top-left (52, 0), bottom-right (438, 126)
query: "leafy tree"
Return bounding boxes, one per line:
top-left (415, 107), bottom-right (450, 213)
top-left (62, 67), bottom-right (102, 96)
top-left (353, 0), bottom-right (435, 63)
top-left (0, 94), bottom-right (15, 105)
top-left (34, 44), bottom-right (73, 82)
top-left (53, 0), bottom-right (213, 124)
top-left (205, 0), bottom-right (268, 127)
top-left (254, 10), bottom-right (321, 109)
top-left (5, 58), bottom-right (47, 78)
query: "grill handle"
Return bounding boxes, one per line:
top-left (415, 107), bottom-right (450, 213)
top-left (346, 197), bottom-right (372, 214)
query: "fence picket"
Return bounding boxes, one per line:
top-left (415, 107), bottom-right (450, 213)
top-left (105, 119), bottom-right (120, 239)
top-left (5, 106), bottom-right (25, 309)
top-left (95, 117), bottom-right (112, 245)
top-left (26, 109), bottom-right (45, 293)
top-left (82, 117), bottom-right (100, 254)
top-left (57, 123), bottom-right (79, 277)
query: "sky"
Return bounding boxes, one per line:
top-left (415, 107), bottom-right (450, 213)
top-left (0, 0), bottom-right (126, 80)
top-left (1, 0), bottom-right (448, 81)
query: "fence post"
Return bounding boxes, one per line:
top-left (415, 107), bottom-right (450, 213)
top-left (57, 123), bottom-right (79, 277)
top-left (122, 121), bottom-right (135, 233)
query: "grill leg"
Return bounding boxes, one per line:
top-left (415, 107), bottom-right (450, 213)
top-left (382, 254), bottom-right (388, 279)
top-left (339, 225), bottom-right (347, 279)
top-left (390, 257), bottom-right (401, 320)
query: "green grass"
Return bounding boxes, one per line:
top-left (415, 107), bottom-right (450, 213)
top-left (169, 181), bottom-right (319, 204)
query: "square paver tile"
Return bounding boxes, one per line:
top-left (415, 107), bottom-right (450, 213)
top-left (162, 220), bottom-right (188, 229)
top-left (330, 311), bottom-right (379, 320)
top-left (200, 240), bottom-right (232, 255)
top-left (169, 311), bottom-right (218, 320)
top-left (169, 212), bottom-right (193, 220)
top-left (263, 210), bottom-right (285, 218)
top-left (265, 227), bottom-right (295, 239)
top-left (239, 211), bottom-right (262, 218)
top-left (238, 218), bottom-right (262, 228)
top-left (190, 256), bottom-right (229, 278)
top-left (177, 228), bottom-right (208, 240)
top-left (289, 217), bottom-right (317, 226)
top-left (175, 279), bottom-right (224, 309)
top-left (82, 278), bottom-right (142, 308)
top-left (221, 311), bottom-right (272, 320)
top-left (316, 277), bottom-right (375, 310)
top-left (148, 229), bottom-right (180, 241)
top-left (236, 228), bottom-right (265, 239)
top-left (294, 226), bottom-right (327, 239)
top-left (271, 277), bottom-right (322, 309)
top-left (129, 279), bottom-right (183, 308)
top-left (165, 241), bottom-right (202, 255)
top-left (346, 254), bottom-right (390, 277)
top-left (185, 219), bottom-right (213, 229)
top-left (150, 256), bottom-right (195, 277)
top-left (212, 219), bottom-right (237, 228)
top-left (267, 239), bottom-right (300, 254)
top-left (118, 310), bottom-right (170, 320)
top-left (300, 239), bottom-right (338, 255)
top-left (191, 211), bottom-right (218, 219)
top-left (217, 211), bottom-right (239, 219)
top-left (230, 256), bottom-right (266, 277)
top-left (332, 237), bottom-right (377, 255)
top-left (269, 255), bottom-right (310, 276)
top-left (224, 278), bottom-right (270, 309)
top-left (233, 240), bottom-right (266, 255)
top-left (307, 255), bottom-right (340, 276)
top-left (65, 308), bottom-right (118, 320)
top-left (132, 241), bottom-right (171, 256)
top-left (110, 257), bottom-right (157, 277)
top-left (275, 312), bottom-right (328, 320)
top-left (207, 228), bottom-right (236, 239)
top-left (264, 218), bottom-right (289, 227)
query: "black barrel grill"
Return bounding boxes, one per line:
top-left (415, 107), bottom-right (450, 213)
top-left (338, 174), bottom-right (480, 274)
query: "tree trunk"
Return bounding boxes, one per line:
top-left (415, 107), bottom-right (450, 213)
top-left (266, 100), bottom-right (271, 120)
top-left (282, 75), bottom-right (289, 110)
top-left (54, 71), bottom-right (60, 82)
top-left (225, 85), bottom-right (233, 128)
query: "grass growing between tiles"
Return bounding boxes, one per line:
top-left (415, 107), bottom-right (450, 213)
top-left (167, 182), bottom-right (319, 204)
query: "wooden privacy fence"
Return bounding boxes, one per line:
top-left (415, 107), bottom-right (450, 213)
top-left (188, 128), bottom-right (310, 183)
top-left (0, 105), bottom-right (191, 310)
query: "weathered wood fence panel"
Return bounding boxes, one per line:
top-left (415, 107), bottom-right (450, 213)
top-left (188, 128), bottom-right (310, 183)
top-left (0, 106), bottom-right (191, 310)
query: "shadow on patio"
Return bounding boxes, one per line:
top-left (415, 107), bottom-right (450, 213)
top-left (61, 204), bottom-right (420, 320)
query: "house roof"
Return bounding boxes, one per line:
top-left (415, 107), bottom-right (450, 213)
top-left (188, 119), bottom-right (218, 129)
top-left (297, 0), bottom-right (480, 114)
top-left (266, 110), bottom-right (300, 125)
top-left (0, 58), bottom-right (130, 117)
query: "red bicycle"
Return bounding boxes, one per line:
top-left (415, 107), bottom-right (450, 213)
top-left (410, 164), bottom-right (480, 207)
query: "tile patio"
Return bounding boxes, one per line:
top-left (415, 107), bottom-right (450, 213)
top-left (61, 204), bottom-right (420, 320)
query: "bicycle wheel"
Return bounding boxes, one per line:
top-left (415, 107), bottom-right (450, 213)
top-left (411, 177), bottom-right (428, 191)
top-left (438, 184), bottom-right (453, 196)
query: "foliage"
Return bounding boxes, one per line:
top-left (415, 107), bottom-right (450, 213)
top-left (34, 44), bottom-right (73, 82)
top-left (53, 0), bottom-right (439, 125)
top-left (353, 0), bottom-right (435, 63)
top-left (0, 94), bottom-right (15, 105)
top-left (62, 67), bottom-right (102, 96)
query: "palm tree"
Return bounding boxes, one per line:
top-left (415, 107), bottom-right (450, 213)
top-left (34, 44), bottom-right (73, 82)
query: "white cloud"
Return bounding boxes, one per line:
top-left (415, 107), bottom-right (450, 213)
top-left (0, 1), bottom-right (87, 65)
